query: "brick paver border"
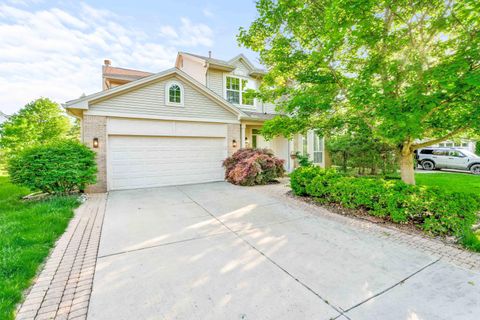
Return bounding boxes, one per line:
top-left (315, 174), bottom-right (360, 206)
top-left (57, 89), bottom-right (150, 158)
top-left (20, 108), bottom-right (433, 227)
top-left (16, 193), bottom-right (107, 320)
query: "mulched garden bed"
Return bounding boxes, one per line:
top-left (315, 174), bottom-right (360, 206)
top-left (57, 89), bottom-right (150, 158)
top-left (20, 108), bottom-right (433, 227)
top-left (286, 190), bottom-right (460, 247)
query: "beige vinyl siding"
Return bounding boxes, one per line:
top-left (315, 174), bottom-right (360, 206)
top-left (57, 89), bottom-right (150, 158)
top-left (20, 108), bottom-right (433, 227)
top-left (231, 60), bottom-right (250, 76)
top-left (207, 69), bottom-right (224, 97)
top-left (264, 102), bottom-right (277, 114)
top-left (89, 76), bottom-right (237, 121)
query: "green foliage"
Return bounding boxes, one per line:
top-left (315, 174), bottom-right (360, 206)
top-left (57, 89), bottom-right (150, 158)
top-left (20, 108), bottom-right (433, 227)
top-left (8, 140), bottom-right (97, 194)
top-left (239, 0), bottom-right (480, 184)
top-left (223, 148), bottom-right (285, 186)
top-left (327, 121), bottom-right (398, 175)
top-left (260, 116), bottom-right (310, 140)
top-left (476, 142), bottom-right (480, 156)
top-left (295, 152), bottom-right (312, 167)
top-left (290, 167), bottom-right (480, 243)
top-left (289, 165), bottom-right (324, 196)
top-left (0, 98), bottom-right (74, 159)
top-left (0, 176), bottom-right (79, 320)
top-left (460, 230), bottom-right (480, 252)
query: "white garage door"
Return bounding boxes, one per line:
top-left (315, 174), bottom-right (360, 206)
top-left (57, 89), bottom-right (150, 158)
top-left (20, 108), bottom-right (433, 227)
top-left (108, 135), bottom-right (226, 190)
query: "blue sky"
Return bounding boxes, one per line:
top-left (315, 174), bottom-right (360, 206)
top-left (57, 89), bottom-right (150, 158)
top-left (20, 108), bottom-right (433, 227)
top-left (0, 0), bottom-right (260, 114)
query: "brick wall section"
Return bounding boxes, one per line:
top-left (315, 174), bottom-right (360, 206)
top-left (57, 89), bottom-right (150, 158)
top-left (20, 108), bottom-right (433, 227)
top-left (227, 123), bottom-right (241, 156)
top-left (82, 116), bottom-right (107, 193)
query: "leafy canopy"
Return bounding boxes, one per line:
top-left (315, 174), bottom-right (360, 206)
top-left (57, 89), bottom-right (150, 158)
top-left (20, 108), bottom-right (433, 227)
top-left (238, 0), bottom-right (480, 148)
top-left (0, 98), bottom-right (75, 157)
top-left (8, 140), bottom-right (97, 194)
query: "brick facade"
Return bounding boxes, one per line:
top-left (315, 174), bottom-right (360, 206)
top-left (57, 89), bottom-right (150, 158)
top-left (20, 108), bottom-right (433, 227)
top-left (82, 115), bottom-right (107, 193)
top-left (227, 123), bottom-right (241, 156)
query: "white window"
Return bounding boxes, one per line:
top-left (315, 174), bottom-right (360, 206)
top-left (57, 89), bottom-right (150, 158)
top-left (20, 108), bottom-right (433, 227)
top-left (302, 135), bottom-right (308, 155)
top-left (313, 133), bottom-right (323, 164)
top-left (165, 81), bottom-right (184, 106)
top-left (226, 76), bottom-right (240, 104)
top-left (225, 76), bottom-right (254, 106)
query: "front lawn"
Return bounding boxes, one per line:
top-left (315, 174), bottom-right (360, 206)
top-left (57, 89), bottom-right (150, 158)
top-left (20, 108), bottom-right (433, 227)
top-left (415, 172), bottom-right (480, 195)
top-left (0, 176), bottom-right (79, 320)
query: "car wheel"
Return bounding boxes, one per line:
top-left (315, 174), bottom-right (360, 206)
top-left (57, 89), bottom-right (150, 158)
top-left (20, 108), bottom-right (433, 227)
top-left (471, 164), bottom-right (480, 175)
top-left (422, 160), bottom-right (435, 171)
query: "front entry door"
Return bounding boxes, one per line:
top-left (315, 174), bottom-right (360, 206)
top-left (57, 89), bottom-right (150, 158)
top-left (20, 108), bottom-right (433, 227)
top-left (252, 129), bottom-right (271, 149)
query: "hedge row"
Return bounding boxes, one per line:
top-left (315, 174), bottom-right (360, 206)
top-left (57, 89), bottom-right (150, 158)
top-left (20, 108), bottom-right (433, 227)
top-left (290, 166), bottom-right (480, 242)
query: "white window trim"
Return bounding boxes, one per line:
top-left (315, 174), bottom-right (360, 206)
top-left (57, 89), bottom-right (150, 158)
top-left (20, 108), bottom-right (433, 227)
top-left (223, 74), bottom-right (256, 109)
top-left (306, 130), bottom-right (325, 166)
top-left (165, 81), bottom-right (184, 107)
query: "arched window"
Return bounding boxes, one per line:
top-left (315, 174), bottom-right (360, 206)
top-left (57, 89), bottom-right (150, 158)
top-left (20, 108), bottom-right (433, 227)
top-left (169, 84), bottom-right (181, 103)
top-left (165, 81), bottom-right (184, 106)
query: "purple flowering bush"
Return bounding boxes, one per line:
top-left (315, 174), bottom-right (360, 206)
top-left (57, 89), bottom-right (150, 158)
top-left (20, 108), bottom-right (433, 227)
top-left (223, 148), bottom-right (285, 186)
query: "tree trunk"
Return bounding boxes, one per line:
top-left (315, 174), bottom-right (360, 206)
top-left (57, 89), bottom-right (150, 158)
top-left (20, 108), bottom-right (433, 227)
top-left (400, 144), bottom-right (415, 185)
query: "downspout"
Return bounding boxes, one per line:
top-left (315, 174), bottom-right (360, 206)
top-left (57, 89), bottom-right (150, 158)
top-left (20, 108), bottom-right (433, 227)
top-left (204, 61), bottom-right (209, 86)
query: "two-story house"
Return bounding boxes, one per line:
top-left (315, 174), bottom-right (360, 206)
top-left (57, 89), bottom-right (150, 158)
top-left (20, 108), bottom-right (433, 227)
top-left (65, 52), bottom-right (326, 192)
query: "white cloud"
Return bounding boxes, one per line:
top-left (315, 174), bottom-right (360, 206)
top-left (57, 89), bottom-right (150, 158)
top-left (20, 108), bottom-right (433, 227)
top-left (202, 8), bottom-right (214, 17)
top-left (158, 17), bottom-right (214, 47)
top-left (0, 3), bottom-right (211, 114)
top-left (159, 25), bottom-right (178, 39)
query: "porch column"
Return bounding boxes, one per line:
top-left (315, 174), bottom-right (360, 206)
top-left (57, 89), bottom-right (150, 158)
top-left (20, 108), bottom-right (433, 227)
top-left (241, 124), bottom-right (247, 148)
top-left (288, 139), bottom-right (295, 172)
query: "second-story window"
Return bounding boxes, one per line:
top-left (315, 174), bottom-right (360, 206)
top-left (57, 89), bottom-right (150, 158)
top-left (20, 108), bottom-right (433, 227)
top-left (226, 76), bottom-right (254, 106)
top-left (241, 79), bottom-right (254, 106)
top-left (226, 76), bottom-right (240, 104)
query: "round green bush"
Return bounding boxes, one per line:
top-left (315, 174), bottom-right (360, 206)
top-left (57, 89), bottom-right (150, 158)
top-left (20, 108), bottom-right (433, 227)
top-left (8, 140), bottom-right (97, 194)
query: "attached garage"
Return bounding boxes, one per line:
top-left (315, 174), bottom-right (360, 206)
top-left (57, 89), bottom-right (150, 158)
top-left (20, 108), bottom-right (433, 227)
top-left (106, 118), bottom-right (229, 191)
top-left (108, 136), bottom-right (226, 190)
top-left (65, 69), bottom-right (243, 192)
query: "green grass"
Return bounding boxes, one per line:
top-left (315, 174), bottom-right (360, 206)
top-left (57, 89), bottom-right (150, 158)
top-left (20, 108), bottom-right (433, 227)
top-left (415, 172), bottom-right (480, 195)
top-left (0, 176), bottom-right (79, 320)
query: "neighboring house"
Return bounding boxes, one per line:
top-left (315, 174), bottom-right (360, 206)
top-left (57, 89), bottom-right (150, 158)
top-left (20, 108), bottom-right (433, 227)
top-left (0, 111), bottom-right (9, 125)
top-left (433, 139), bottom-right (477, 154)
top-left (65, 52), bottom-right (325, 192)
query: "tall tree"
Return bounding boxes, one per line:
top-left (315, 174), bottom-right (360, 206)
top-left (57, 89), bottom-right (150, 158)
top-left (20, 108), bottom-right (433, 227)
top-left (239, 0), bottom-right (480, 184)
top-left (0, 98), bottom-right (73, 157)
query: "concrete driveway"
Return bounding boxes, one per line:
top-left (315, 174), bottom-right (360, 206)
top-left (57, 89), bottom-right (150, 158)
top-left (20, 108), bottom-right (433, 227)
top-left (88, 182), bottom-right (480, 320)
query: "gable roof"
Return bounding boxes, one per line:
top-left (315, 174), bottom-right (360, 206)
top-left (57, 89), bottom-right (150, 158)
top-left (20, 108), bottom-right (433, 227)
top-left (103, 66), bottom-right (153, 81)
top-left (178, 52), bottom-right (266, 76)
top-left (65, 68), bottom-right (246, 118)
top-left (178, 52), bottom-right (235, 71)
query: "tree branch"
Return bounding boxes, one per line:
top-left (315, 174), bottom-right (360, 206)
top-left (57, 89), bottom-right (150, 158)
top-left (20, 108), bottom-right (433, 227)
top-left (411, 126), bottom-right (468, 150)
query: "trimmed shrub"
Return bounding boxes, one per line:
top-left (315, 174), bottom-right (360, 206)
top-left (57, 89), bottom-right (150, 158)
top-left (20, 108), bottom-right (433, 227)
top-left (223, 148), bottom-right (285, 186)
top-left (8, 140), bottom-right (97, 194)
top-left (290, 167), bottom-right (480, 241)
top-left (289, 165), bottom-right (324, 196)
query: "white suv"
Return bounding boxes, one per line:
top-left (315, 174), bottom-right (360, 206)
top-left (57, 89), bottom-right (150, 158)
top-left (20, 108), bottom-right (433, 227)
top-left (416, 148), bottom-right (480, 174)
